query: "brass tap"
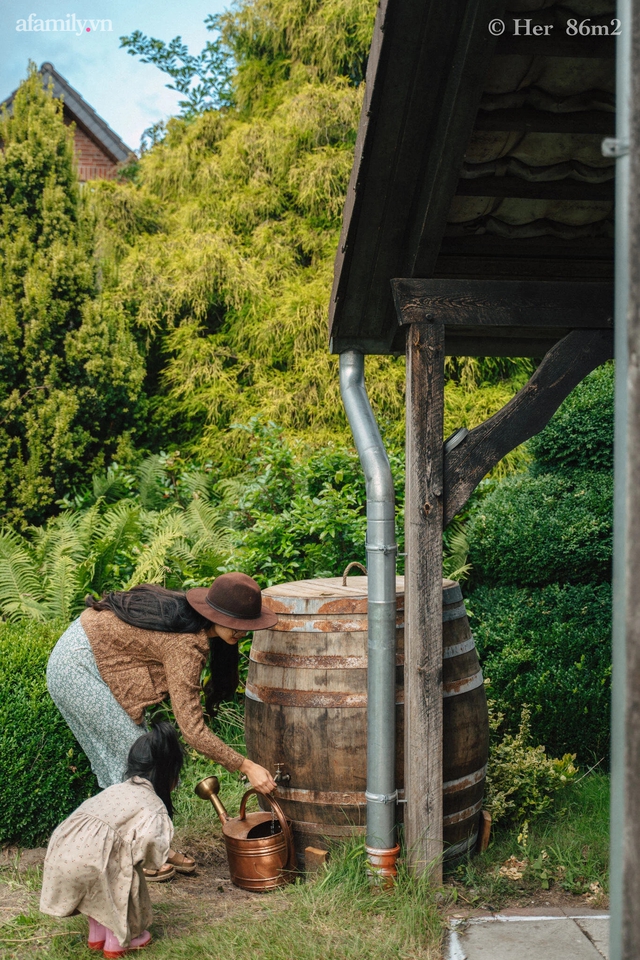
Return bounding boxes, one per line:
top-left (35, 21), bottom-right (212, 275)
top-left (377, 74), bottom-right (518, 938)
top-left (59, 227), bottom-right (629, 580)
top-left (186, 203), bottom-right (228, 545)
top-left (274, 763), bottom-right (291, 786)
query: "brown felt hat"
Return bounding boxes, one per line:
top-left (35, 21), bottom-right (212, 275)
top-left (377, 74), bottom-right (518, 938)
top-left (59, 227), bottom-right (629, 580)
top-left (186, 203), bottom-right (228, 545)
top-left (186, 572), bottom-right (278, 631)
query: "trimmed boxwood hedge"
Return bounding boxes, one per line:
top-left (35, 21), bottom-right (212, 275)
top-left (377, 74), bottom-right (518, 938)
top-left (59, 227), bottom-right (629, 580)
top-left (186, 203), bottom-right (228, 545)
top-left (467, 471), bottom-right (613, 588)
top-left (469, 583), bottom-right (612, 765)
top-left (528, 363), bottom-right (614, 476)
top-left (0, 620), bottom-right (97, 847)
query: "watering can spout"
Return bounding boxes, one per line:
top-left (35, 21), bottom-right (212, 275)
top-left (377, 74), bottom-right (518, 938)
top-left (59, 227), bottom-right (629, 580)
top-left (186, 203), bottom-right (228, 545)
top-left (195, 776), bottom-right (230, 824)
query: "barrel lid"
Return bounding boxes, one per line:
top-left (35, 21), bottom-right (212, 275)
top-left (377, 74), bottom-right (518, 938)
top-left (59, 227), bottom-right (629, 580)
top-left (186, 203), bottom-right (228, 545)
top-left (261, 576), bottom-right (403, 615)
top-left (262, 576), bottom-right (461, 615)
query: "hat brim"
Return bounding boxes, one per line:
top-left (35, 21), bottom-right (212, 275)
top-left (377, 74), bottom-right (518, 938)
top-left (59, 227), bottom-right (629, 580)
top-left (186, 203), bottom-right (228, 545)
top-left (186, 587), bottom-right (279, 631)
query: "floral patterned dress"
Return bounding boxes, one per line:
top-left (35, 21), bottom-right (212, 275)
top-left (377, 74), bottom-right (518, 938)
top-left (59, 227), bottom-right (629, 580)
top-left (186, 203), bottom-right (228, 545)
top-left (40, 777), bottom-right (172, 947)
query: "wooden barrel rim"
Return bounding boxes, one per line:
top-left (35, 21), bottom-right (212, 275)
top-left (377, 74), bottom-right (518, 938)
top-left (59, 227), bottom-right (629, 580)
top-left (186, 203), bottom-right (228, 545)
top-left (262, 575), bottom-right (460, 615)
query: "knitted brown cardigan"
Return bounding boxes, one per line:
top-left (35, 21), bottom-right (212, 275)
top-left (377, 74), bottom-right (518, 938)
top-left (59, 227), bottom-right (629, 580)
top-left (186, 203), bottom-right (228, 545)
top-left (80, 608), bottom-right (245, 772)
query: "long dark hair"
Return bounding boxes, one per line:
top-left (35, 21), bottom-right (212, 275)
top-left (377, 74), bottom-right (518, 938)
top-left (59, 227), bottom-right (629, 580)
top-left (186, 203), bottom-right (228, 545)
top-left (85, 584), bottom-right (239, 715)
top-left (125, 721), bottom-right (184, 819)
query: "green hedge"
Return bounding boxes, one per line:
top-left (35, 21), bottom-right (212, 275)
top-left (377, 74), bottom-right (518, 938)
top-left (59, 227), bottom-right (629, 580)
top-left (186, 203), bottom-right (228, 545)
top-left (469, 583), bottom-right (612, 764)
top-left (528, 364), bottom-right (614, 476)
top-left (467, 471), bottom-right (612, 588)
top-left (0, 620), bottom-right (97, 846)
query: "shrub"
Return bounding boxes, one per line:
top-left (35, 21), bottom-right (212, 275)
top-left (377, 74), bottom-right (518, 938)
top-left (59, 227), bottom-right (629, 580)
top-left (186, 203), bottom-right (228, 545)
top-left (469, 583), bottom-right (612, 764)
top-left (485, 701), bottom-right (577, 825)
top-left (528, 364), bottom-right (614, 476)
top-left (467, 471), bottom-right (612, 588)
top-left (0, 67), bottom-right (145, 527)
top-left (0, 620), bottom-right (98, 847)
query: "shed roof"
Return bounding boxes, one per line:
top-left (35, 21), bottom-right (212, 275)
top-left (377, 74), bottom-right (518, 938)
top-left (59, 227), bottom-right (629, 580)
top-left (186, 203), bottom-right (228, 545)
top-left (329, 0), bottom-right (616, 356)
top-left (2, 63), bottom-right (133, 165)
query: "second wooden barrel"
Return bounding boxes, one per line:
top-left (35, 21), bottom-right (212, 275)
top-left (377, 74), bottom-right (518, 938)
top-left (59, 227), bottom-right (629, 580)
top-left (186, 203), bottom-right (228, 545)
top-left (244, 576), bottom-right (488, 864)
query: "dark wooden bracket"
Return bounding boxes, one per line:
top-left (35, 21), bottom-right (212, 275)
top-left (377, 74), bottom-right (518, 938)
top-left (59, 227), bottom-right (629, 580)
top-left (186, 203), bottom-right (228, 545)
top-left (442, 328), bottom-right (613, 526)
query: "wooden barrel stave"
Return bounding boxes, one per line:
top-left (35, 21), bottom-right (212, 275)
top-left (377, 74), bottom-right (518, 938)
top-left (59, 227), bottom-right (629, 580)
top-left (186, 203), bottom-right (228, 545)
top-left (245, 576), bottom-right (487, 863)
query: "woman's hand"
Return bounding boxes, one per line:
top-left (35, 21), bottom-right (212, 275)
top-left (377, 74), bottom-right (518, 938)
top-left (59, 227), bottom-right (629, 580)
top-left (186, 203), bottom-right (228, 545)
top-left (239, 758), bottom-right (277, 794)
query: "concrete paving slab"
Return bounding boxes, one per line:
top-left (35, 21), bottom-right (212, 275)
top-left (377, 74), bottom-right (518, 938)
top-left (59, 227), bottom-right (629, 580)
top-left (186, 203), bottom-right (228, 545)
top-left (447, 917), bottom-right (609, 960)
top-left (575, 918), bottom-right (609, 959)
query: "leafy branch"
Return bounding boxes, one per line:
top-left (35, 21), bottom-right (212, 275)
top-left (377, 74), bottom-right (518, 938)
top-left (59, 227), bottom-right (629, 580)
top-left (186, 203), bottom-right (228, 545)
top-left (120, 15), bottom-right (234, 122)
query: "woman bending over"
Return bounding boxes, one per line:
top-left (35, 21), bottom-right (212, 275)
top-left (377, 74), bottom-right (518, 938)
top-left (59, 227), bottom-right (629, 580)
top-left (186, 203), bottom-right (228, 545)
top-left (47, 573), bottom-right (278, 879)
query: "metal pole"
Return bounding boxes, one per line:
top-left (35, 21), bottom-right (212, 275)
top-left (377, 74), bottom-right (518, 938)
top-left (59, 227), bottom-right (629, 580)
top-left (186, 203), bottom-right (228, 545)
top-left (339, 351), bottom-right (399, 869)
top-left (609, 0), bottom-right (631, 955)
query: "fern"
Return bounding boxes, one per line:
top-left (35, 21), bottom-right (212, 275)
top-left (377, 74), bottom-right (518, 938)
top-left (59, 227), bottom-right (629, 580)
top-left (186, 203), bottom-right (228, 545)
top-left (88, 501), bottom-right (142, 592)
top-left (0, 530), bottom-right (48, 621)
top-left (137, 455), bottom-right (168, 511)
top-left (92, 464), bottom-right (135, 503)
top-left (443, 521), bottom-right (472, 583)
top-left (184, 496), bottom-right (232, 554)
top-left (44, 555), bottom-right (84, 622)
top-left (126, 512), bottom-right (189, 586)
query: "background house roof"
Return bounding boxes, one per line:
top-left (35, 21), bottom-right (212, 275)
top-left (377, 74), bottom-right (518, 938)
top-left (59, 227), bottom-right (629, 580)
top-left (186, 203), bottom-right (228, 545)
top-left (2, 62), bottom-right (133, 165)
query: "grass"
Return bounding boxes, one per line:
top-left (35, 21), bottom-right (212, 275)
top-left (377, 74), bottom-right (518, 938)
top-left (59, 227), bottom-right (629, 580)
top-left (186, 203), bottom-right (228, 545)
top-left (0, 702), bottom-right (445, 960)
top-left (0, 743), bottom-right (610, 959)
top-left (449, 771), bottom-right (610, 910)
top-left (0, 839), bottom-right (444, 960)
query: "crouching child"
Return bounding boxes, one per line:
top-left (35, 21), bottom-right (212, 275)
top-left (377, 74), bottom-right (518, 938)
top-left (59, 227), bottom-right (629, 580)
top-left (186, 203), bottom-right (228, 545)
top-left (40, 721), bottom-right (184, 957)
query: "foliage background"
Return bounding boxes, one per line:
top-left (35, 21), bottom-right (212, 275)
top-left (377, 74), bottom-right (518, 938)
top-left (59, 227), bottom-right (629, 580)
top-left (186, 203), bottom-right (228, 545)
top-left (0, 0), bottom-right (613, 843)
top-left (0, 2), bottom-right (533, 527)
top-left (467, 366), bottom-right (614, 766)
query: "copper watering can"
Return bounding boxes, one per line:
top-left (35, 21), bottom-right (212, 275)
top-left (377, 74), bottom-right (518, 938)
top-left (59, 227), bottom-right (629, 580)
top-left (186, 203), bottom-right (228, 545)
top-left (195, 776), bottom-right (296, 891)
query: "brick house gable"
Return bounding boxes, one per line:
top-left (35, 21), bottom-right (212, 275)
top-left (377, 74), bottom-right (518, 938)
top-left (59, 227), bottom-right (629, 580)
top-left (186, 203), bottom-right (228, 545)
top-left (3, 62), bottom-right (134, 182)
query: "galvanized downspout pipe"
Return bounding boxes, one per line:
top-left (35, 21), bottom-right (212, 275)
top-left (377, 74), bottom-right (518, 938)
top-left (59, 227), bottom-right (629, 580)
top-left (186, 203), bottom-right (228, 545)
top-left (339, 351), bottom-right (399, 878)
top-left (609, 0), bottom-right (630, 955)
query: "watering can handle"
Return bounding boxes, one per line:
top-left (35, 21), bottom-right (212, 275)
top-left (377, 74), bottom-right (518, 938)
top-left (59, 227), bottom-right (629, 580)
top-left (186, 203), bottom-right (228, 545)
top-left (238, 789), bottom-right (296, 871)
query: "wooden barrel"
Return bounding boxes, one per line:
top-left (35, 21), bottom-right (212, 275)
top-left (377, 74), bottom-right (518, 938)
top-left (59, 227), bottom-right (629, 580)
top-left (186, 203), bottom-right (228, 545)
top-left (244, 576), bottom-right (488, 864)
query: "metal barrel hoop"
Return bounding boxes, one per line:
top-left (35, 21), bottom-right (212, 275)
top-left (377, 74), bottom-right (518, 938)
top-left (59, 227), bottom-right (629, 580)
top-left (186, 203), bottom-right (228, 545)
top-left (238, 789), bottom-right (297, 870)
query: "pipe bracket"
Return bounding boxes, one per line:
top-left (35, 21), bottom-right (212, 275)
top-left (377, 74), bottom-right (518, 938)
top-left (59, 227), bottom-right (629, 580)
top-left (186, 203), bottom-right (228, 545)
top-left (365, 542), bottom-right (398, 555)
top-left (602, 137), bottom-right (629, 158)
top-left (365, 789), bottom-right (398, 805)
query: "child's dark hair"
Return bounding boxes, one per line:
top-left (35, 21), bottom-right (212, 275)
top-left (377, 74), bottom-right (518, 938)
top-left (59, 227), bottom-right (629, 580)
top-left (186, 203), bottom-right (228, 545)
top-left (125, 721), bottom-right (184, 819)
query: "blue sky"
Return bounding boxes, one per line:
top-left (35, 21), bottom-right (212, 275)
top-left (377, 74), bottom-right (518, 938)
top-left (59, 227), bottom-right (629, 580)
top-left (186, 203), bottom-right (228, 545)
top-left (1, 0), bottom-right (231, 150)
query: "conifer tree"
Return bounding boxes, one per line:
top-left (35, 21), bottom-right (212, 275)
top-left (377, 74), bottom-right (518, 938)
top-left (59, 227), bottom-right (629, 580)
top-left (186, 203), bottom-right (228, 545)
top-left (0, 65), bottom-right (145, 525)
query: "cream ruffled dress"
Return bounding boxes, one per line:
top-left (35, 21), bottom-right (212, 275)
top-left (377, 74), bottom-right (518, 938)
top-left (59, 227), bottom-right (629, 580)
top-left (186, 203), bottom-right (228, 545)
top-left (40, 777), bottom-right (172, 947)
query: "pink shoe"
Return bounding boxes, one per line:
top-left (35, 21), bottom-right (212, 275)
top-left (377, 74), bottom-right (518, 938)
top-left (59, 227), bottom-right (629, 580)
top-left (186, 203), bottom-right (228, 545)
top-left (129, 931), bottom-right (152, 950)
top-left (103, 929), bottom-right (127, 958)
top-left (88, 917), bottom-right (107, 950)
top-left (102, 928), bottom-right (152, 958)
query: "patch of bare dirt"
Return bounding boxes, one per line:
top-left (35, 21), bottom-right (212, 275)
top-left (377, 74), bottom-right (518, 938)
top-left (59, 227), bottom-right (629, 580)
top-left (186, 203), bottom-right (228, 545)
top-left (0, 848), bottom-right (47, 870)
top-left (147, 837), bottom-right (272, 939)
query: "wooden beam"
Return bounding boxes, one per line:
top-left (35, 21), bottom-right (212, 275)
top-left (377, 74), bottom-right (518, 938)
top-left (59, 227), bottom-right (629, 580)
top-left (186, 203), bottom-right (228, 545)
top-left (494, 35), bottom-right (615, 58)
top-left (474, 107), bottom-right (615, 135)
top-left (434, 255), bottom-right (614, 283)
top-left (404, 319), bottom-right (445, 878)
top-left (455, 177), bottom-right (614, 201)
top-left (405, 1), bottom-right (508, 281)
top-left (443, 334), bottom-right (563, 358)
top-left (392, 278), bottom-right (613, 329)
top-left (437, 236), bottom-right (614, 263)
top-left (442, 328), bottom-right (613, 526)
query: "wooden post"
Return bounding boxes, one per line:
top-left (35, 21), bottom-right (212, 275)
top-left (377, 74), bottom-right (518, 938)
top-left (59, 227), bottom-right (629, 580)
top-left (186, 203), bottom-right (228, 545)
top-left (404, 319), bottom-right (445, 878)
